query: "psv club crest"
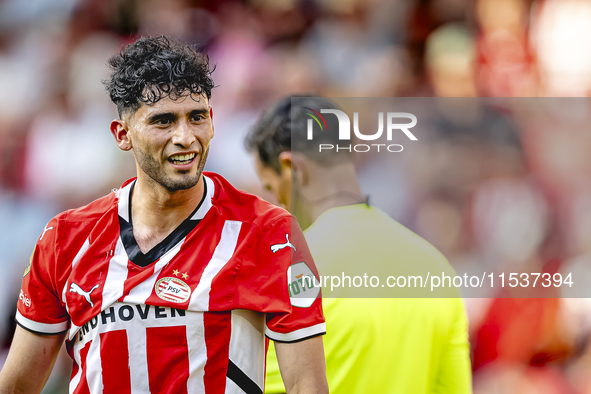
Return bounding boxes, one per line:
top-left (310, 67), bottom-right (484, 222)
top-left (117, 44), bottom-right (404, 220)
top-left (155, 277), bottom-right (192, 303)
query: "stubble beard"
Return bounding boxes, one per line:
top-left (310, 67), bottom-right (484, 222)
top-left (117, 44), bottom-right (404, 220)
top-left (134, 146), bottom-right (209, 192)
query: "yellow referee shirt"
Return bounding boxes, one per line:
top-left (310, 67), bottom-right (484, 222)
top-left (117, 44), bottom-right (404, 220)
top-left (265, 204), bottom-right (471, 393)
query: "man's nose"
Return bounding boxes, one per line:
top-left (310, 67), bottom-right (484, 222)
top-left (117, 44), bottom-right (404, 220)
top-left (171, 120), bottom-right (196, 147)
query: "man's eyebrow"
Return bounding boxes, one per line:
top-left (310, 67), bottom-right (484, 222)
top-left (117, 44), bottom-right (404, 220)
top-left (189, 108), bottom-right (209, 116)
top-left (146, 112), bottom-right (176, 123)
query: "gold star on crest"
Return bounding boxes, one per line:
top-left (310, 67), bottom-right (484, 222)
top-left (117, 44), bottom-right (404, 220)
top-left (173, 269), bottom-right (180, 276)
top-left (182, 272), bottom-right (189, 279)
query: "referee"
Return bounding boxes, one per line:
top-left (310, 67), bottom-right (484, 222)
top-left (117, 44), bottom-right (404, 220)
top-left (246, 96), bottom-right (472, 394)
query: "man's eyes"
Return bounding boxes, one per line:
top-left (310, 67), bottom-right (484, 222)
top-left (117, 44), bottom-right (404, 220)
top-left (150, 114), bottom-right (206, 125)
top-left (155, 118), bottom-right (172, 125)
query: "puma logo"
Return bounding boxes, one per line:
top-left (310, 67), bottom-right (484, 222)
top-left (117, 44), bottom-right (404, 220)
top-left (40, 225), bottom-right (54, 241)
top-left (271, 234), bottom-right (296, 253)
top-left (69, 283), bottom-right (100, 308)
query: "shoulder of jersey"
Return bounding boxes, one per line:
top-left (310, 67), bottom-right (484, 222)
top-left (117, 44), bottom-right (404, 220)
top-left (372, 207), bottom-right (453, 269)
top-left (36, 189), bottom-right (117, 265)
top-left (205, 171), bottom-right (291, 231)
top-left (59, 190), bottom-right (117, 224)
top-left (54, 187), bottom-right (117, 235)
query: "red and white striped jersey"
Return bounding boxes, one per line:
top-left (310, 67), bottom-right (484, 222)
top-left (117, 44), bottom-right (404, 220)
top-left (16, 172), bottom-right (325, 394)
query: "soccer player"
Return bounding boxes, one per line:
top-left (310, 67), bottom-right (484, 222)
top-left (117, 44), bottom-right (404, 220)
top-left (0, 37), bottom-right (328, 394)
top-left (246, 96), bottom-right (472, 393)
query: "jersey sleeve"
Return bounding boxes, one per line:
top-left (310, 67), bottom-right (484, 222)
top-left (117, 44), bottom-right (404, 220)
top-left (16, 217), bottom-right (69, 335)
top-left (263, 216), bottom-right (325, 343)
top-left (235, 215), bottom-right (325, 343)
top-left (434, 298), bottom-right (472, 394)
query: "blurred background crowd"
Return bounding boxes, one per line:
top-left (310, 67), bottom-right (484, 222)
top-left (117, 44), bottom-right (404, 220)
top-left (1, 0), bottom-right (591, 392)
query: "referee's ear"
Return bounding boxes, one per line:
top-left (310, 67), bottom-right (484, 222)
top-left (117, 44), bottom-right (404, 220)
top-left (110, 119), bottom-right (132, 151)
top-left (284, 151), bottom-right (309, 187)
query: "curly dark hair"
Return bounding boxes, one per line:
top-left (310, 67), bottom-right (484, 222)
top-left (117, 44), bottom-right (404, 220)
top-left (105, 36), bottom-right (215, 118)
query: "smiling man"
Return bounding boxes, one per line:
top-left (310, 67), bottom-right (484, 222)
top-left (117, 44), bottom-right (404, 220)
top-left (0, 37), bottom-right (327, 394)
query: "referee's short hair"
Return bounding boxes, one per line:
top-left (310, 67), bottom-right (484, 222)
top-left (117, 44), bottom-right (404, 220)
top-left (245, 95), bottom-right (352, 173)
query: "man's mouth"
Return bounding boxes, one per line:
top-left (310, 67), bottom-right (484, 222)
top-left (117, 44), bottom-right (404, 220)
top-left (168, 153), bottom-right (196, 165)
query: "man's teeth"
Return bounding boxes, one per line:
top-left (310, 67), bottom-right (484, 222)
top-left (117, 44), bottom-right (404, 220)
top-left (169, 153), bottom-right (196, 164)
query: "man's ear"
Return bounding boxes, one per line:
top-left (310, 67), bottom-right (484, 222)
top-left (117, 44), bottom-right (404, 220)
top-left (209, 106), bottom-right (215, 138)
top-left (110, 119), bottom-right (132, 151)
top-left (278, 151), bottom-right (292, 168)
top-left (278, 151), bottom-right (292, 179)
top-left (282, 151), bottom-right (309, 187)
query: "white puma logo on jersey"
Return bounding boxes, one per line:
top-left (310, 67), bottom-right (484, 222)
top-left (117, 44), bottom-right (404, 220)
top-left (70, 283), bottom-right (100, 307)
top-left (271, 234), bottom-right (296, 253)
top-left (40, 225), bottom-right (54, 240)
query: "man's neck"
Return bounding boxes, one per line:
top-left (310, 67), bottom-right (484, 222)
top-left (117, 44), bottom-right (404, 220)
top-left (130, 175), bottom-right (205, 253)
top-left (294, 163), bottom-right (364, 230)
top-left (308, 186), bottom-right (365, 225)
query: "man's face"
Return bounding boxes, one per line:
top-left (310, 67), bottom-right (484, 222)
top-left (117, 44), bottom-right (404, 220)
top-left (125, 94), bottom-right (214, 191)
top-left (253, 155), bottom-right (292, 211)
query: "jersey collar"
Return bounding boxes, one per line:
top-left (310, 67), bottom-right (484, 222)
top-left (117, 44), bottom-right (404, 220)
top-left (115, 175), bottom-right (215, 267)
